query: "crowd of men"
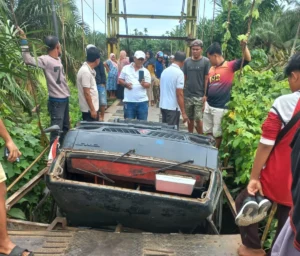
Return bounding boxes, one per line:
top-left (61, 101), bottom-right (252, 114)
top-left (0, 26), bottom-right (299, 256)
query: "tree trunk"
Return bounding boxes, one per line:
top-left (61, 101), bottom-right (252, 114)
top-left (290, 22), bottom-right (300, 58)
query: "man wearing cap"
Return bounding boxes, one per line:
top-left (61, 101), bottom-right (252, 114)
top-left (77, 46), bottom-right (101, 121)
top-left (118, 51), bottom-right (151, 120)
top-left (183, 39), bottom-right (210, 134)
top-left (18, 27), bottom-right (70, 145)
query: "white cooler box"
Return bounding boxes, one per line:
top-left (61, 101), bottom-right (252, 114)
top-left (155, 174), bottom-right (196, 195)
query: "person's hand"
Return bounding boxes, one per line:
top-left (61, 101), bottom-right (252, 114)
top-left (16, 26), bottom-right (26, 39)
top-left (247, 178), bottom-right (264, 196)
top-left (202, 96), bottom-right (207, 111)
top-left (240, 33), bottom-right (249, 47)
top-left (125, 83), bottom-right (133, 90)
top-left (91, 110), bottom-right (98, 119)
top-left (182, 113), bottom-right (190, 124)
top-left (6, 140), bottom-right (21, 163)
top-left (140, 79), bottom-right (146, 87)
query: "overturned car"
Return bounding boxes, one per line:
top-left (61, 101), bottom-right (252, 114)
top-left (45, 120), bottom-right (223, 233)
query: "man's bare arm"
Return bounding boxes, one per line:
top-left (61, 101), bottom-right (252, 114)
top-left (118, 78), bottom-right (132, 90)
top-left (17, 27), bottom-right (47, 69)
top-left (83, 88), bottom-right (97, 118)
top-left (176, 89), bottom-right (189, 123)
top-left (0, 120), bottom-right (21, 162)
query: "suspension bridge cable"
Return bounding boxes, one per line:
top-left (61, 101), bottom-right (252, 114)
top-left (123, 0), bottom-right (130, 53)
top-left (201, 0), bottom-right (206, 40)
top-left (211, 0), bottom-right (216, 43)
top-left (83, 0), bottom-right (105, 25)
top-left (180, 0), bottom-right (186, 32)
top-left (81, 0), bottom-right (85, 54)
top-left (92, 0), bottom-right (95, 44)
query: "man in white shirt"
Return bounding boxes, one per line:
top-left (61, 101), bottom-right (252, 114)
top-left (77, 46), bottom-right (100, 121)
top-left (118, 51), bottom-right (151, 120)
top-left (160, 51), bottom-right (189, 128)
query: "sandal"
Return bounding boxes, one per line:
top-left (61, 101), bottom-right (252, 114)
top-left (0, 246), bottom-right (34, 256)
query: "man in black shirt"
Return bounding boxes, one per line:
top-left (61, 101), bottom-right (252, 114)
top-left (95, 61), bottom-right (107, 121)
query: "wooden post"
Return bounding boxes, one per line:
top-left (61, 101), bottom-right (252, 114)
top-left (107, 0), bottom-right (111, 58)
top-left (192, 0), bottom-right (199, 39)
top-left (261, 203), bottom-right (278, 247)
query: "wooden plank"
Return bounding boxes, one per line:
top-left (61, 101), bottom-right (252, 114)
top-left (34, 248), bottom-right (66, 253)
top-left (7, 218), bottom-right (49, 230)
top-left (8, 231), bottom-right (73, 237)
top-left (43, 242), bottom-right (69, 248)
top-left (7, 147), bottom-right (49, 191)
top-left (261, 202), bottom-right (278, 247)
top-left (34, 254), bottom-right (63, 256)
top-left (6, 168), bottom-right (49, 211)
top-left (223, 182), bottom-right (237, 217)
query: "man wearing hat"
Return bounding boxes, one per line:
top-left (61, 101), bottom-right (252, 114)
top-left (77, 46), bottom-right (101, 121)
top-left (118, 51), bottom-right (151, 120)
top-left (183, 39), bottom-right (210, 134)
top-left (18, 27), bottom-right (70, 145)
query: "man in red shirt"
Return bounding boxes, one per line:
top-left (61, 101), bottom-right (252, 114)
top-left (204, 42), bottom-right (251, 148)
top-left (235, 53), bottom-right (300, 256)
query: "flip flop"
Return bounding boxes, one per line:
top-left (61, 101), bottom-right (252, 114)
top-left (0, 246), bottom-right (34, 256)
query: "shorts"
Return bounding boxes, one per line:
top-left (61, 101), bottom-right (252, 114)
top-left (97, 85), bottom-right (107, 106)
top-left (82, 111), bottom-right (99, 121)
top-left (161, 108), bottom-right (180, 128)
top-left (184, 97), bottom-right (203, 121)
top-left (203, 101), bottom-right (228, 137)
top-left (0, 162), bottom-right (7, 183)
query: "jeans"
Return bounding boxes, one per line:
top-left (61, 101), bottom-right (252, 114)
top-left (123, 101), bottom-right (148, 120)
top-left (97, 84), bottom-right (107, 106)
top-left (48, 100), bottom-right (70, 145)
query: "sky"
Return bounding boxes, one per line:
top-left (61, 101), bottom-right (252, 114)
top-left (76, 0), bottom-right (214, 35)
